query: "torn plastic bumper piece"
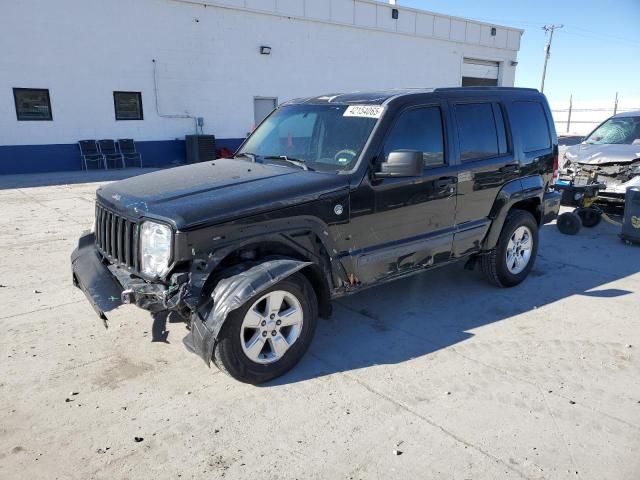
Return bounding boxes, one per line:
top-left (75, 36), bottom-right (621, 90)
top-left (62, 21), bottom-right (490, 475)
top-left (185, 259), bottom-right (311, 366)
top-left (71, 232), bottom-right (124, 326)
top-left (108, 264), bottom-right (171, 313)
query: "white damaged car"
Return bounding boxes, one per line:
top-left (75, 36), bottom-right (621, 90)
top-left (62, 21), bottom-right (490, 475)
top-left (562, 111), bottom-right (640, 205)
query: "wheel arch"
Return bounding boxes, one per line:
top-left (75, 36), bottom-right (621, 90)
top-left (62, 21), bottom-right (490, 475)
top-left (483, 176), bottom-right (544, 250)
top-left (194, 232), bottom-right (335, 319)
top-left (188, 257), bottom-right (316, 366)
top-left (299, 263), bottom-right (332, 319)
top-left (185, 228), bottom-right (341, 344)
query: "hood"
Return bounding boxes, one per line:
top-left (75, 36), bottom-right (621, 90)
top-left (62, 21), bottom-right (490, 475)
top-left (565, 143), bottom-right (640, 165)
top-left (97, 159), bottom-right (349, 229)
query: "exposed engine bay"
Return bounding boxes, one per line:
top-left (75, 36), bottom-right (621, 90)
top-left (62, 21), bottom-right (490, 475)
top-left (562, 159), bottom-right (640, 203)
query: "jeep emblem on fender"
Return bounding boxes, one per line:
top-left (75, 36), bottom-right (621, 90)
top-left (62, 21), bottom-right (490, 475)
top-left (334, 204), bottom-right (344, 215)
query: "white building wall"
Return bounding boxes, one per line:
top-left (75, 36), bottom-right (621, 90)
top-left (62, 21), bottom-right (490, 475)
top-left (0, 0), bottom-right (521, 147)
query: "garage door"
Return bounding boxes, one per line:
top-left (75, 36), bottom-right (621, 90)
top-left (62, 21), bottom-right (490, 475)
top-left (462, 59), bottom-right (499, 87)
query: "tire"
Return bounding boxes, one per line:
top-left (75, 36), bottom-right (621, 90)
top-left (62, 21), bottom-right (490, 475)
top-left (557, 211), bottom-right (582, 235)
top-left (212, 273), bottom-right (318, 384)
top-left (576, 207), bottom-right (601, 228)
top-left (481, 210), bottom-right (539, 287)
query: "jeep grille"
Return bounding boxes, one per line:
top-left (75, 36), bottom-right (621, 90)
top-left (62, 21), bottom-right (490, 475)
top-left (95, 203), bottom-right (139, 270)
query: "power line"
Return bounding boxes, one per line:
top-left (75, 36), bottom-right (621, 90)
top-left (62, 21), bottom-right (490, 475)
top-left (557, 28), bottom-right (640, 46)
top-left (461, 15), bottom-right (640, 45)
top-left (563, 24), bottom-right (640, 44)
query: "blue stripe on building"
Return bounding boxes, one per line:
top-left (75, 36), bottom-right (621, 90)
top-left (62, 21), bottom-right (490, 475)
top-left (0, 138), bottom-right (245, 175)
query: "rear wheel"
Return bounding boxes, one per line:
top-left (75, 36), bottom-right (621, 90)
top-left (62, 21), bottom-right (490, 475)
top-left (482, 210), bottom-right (539, 287)
top-left (213, 273), bottom-right (318, 384)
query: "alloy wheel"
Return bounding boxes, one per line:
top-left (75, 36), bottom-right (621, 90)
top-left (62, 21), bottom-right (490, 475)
top-left (505, 226), bottom-right (533, 275)
top-left (240, 290), bottom-right (304, 364)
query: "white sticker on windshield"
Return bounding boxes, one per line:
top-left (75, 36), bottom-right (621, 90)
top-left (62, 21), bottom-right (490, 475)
top-left (343, 105), bottom-right (384, 119)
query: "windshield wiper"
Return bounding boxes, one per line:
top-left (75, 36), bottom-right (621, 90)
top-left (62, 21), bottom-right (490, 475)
top-left (263, 155), bottom-right (314, 171)
top-left (234, 152), bottom-right (257, 162)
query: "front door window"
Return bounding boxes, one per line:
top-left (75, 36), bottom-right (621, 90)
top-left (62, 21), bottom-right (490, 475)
top-left (383, 106), bottom-right (446, 168)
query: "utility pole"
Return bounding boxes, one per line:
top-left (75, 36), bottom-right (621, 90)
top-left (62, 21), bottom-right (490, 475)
top-left (567, 94), bottom-right (572, 133)
top-left (614, 92), bottom-right (619, 115)
top-left (540, 24), bottom-right (563, 93)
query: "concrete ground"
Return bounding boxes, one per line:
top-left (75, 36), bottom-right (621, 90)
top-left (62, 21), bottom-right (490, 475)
top-left (0, 170), bottom-right (638, 480)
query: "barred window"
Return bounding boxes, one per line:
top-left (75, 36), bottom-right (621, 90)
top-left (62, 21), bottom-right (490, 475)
top-left (13, 88), bottom-right (52, 121)
top-left (114, 91), bottom-right (143, 120)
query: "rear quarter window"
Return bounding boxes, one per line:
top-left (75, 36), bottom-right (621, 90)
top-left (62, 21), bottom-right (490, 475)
top-left (510, 101), bottom-right (551, 152)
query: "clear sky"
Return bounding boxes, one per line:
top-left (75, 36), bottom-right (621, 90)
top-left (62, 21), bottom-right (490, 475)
top-left (400, 0), bottom-right (640, 106)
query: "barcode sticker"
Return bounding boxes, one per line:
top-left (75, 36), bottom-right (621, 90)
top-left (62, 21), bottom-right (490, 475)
top-left (343, 105), bottom-right (384, 119)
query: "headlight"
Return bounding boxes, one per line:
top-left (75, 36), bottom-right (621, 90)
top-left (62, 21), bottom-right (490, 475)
top-left (140, 221), bottom-right (172, 277)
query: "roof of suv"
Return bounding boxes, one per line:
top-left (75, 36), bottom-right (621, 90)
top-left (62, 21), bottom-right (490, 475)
top-left (612, 110), bottom-right (640, 118)
top-left (287, 87), bottom-right (541, 106)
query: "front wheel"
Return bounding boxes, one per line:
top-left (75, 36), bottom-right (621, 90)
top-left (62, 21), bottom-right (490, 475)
top-left (213, 273), bottom-right (318, 384)
top-left (481, 210), bottom-right (539, 287)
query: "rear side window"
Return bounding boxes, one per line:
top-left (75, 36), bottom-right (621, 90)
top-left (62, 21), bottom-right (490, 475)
top-left (383, 106), bottom-right (445, 168)
top-left (510, 101), bottom-right (551, 152)
top-left (455, 103), bottom-right (507, 161)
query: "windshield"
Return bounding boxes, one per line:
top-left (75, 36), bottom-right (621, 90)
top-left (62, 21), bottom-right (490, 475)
top-left (584, 116), bottom-right (640, 145)
top-left (237, 104), bottom-right (380, 172)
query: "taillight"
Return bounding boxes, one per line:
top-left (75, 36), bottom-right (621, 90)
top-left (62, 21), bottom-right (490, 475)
top-left (552, 152), bottom-right (559, 184)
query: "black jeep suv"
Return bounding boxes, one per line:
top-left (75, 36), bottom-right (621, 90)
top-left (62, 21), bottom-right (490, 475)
top-left (72, 87), bottom-right (561, 383)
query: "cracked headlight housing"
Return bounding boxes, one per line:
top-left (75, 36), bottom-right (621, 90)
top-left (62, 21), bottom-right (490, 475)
top-left (140, 221), bottom-right (172, 278)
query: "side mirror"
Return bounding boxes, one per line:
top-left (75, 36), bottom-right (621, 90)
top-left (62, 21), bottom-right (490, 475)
top-left (375, 150), bottom-right (423, 178)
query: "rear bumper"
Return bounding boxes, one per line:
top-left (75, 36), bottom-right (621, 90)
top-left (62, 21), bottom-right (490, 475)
top-left (542, 190), bottom-right (561, 223)
top-left (71, 232), bottom-right (124, 322)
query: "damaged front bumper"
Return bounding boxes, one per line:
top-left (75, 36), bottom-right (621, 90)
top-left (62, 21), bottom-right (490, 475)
top-left (561, 161), bottom-right (640, 203)
top-left (71, 232), bottom-right (187, 326)
top-left (598, 175), bottom-right (640, 203)
top-left (71, 232), bottom-right (124, 325)
top-left (71, 232), bottom-right (312, 367)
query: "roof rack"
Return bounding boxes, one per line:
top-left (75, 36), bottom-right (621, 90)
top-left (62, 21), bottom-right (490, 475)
top-left (434, 86), bottom-right (539, 93)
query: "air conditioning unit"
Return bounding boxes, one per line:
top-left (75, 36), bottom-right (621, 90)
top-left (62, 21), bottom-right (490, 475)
top-left (185, 135), bottom-right (216, 163)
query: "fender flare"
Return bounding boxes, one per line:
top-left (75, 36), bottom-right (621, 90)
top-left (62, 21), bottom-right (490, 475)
top-left (185, 258), bottom-right (312, 366)
top-left (483, 176), bottom-right (545, 250)
top-left (179, 218), bottom-right (348, 313)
